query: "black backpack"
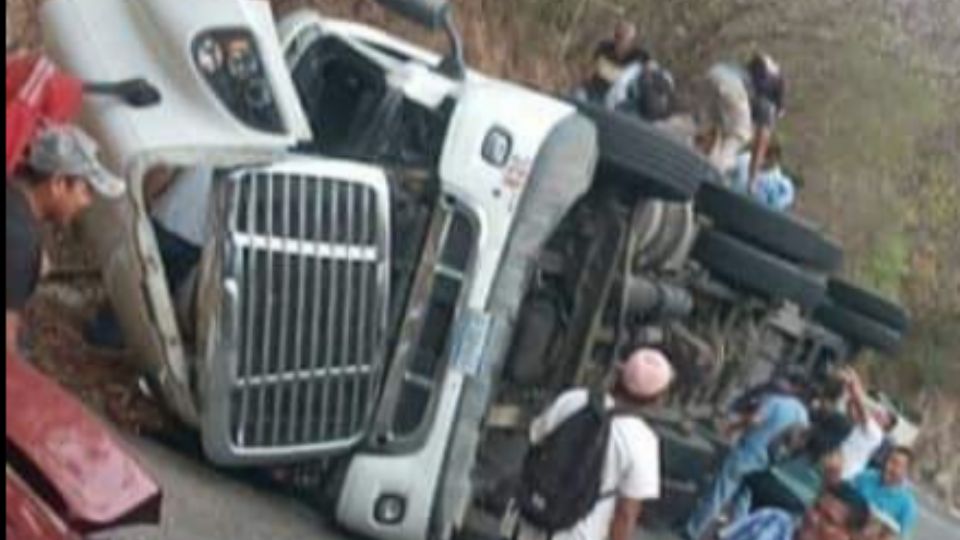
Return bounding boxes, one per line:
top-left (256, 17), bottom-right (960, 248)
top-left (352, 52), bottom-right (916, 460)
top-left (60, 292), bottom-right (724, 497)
top-left (516, 392), bottom-right (622, 533)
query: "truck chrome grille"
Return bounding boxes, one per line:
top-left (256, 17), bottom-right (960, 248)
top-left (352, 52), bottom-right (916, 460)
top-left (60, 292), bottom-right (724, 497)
top-left (204, 166), bottom-right (389, 463)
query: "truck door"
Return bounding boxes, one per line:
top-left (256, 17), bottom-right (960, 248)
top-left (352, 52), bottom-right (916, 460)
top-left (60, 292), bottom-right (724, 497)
top-left (279, 13), bottom-right (452, 167)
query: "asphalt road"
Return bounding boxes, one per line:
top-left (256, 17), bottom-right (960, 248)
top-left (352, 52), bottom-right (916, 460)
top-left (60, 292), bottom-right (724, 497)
top-left (106, 437), bottom-right (959, 540)
top-left (103, 438), bottom-right (342, 540)
top-left (916, 493), bottom-right (960, 540)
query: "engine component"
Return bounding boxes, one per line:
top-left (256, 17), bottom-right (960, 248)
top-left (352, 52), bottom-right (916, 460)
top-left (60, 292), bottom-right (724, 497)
top-left (624, 276), bottom-right (693, 322)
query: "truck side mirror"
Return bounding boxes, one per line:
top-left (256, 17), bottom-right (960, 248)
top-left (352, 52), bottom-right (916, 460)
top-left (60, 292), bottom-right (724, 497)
top-left (373, 0), bottom-right (448, 30)
top-left (374, 0), bottom-right (465, 80)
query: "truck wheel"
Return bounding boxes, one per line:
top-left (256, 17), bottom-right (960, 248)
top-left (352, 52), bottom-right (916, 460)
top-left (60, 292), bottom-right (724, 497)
top-left (813, 302), bottom-right (903, 353)
top-left (695, 182), bottom-right (844, 272)
top-left (575, 102), bottom-right (719, 202)
top-left (827, 279), bottom-right (909, 332)
top-left (692, 229), bottom-right (827, 310)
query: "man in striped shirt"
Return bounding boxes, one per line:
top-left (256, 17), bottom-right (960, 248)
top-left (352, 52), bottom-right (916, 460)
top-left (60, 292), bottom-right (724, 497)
top-left (718, 483), bottom-right (870, 540)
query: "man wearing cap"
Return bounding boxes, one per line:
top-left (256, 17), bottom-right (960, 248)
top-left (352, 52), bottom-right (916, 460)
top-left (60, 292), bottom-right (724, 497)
top-left (6, 125), bottom-right (126, 353)
top-left (516, 348), bottom-right (675, 540)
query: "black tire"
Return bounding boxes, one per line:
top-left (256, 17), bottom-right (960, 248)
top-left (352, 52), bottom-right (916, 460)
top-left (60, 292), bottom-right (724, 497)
top-left (827, 279), bottom-right (910, 332)
top-left (695, 182), bottom-right (844, 272)
top-left (813, 302), bottom-right (903, 354)
top-left (693, 229), bottom-right (827, 310)
top-left (575, 101), bottom-right (720, 202)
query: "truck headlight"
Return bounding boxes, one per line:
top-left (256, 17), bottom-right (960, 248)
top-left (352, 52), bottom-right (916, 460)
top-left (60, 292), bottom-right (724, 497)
top-left (374, 494), bottom-right (407, 525)
top-left (193, 29), bottom-right (285, 134)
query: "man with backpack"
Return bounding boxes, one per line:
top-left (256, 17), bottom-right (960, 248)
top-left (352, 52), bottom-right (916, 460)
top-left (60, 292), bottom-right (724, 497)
top-left (513, 348), bottom-right (675, 540)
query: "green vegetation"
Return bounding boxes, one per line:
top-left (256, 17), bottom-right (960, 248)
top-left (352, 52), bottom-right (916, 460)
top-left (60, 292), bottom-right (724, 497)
top-left (857, 231), bottom-right (911, 301)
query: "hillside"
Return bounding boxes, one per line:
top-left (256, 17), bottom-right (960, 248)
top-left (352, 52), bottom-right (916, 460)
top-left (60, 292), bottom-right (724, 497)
top-left (7, 0), bottom-right (958, 510)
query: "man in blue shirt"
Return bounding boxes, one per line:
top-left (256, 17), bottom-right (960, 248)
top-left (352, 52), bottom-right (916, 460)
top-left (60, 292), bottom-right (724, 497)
top-left (729, 145), bottom-right (797, 212)
top-left (684, 385), bottom-right (811, 540)
top-left (720, 483), bottom-right (871, 540)
top-left (853, 448), bottom-right (918, 538)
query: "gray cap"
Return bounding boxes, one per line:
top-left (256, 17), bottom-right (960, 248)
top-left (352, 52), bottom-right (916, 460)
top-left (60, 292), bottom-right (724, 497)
top-left (28, 125), bottom-right (126, 199)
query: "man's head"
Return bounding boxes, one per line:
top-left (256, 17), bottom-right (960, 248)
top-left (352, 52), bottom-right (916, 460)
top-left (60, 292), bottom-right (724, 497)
top-left (616, 348), bottom-right (675, 405)
top-left (636, 64), bottom-right (676, 122)
top-left (796, 483), bottom-right (871, 540)
top-left (613, 21), bottom-right (637, 51)
top-left (17, 125), bottom-right (126, 225)
top-left (882, 446), bottom-right (912, 487)
top-left (872, 407), bottom-right (899, 434)
top-left (747, 52), bottom-right (786, 113)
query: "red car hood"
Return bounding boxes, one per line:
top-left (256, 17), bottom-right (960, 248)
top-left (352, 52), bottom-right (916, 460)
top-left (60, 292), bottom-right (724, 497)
top-left (6, 353), bottom-right (161, 533)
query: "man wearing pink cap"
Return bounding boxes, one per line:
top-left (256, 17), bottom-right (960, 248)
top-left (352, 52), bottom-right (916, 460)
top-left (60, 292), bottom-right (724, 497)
top-left (515, 348), bottom-right (675, 540)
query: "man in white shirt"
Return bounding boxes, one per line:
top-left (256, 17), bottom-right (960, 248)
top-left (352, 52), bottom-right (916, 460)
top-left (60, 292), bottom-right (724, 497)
top-left (836, 368), bottom-right (897, 481)
top-left (515, 348), bottom-right (675, 540)
top-left (150, 166), bottom-right (214, 253)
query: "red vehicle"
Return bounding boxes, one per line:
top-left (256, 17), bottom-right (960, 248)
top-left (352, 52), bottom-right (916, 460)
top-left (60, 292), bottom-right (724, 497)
top-left (6, 52), bottom-right (162, 540)
top-left (5, 53), bottom-right (83, 177)
top-left (6, 353), bottom-right (162, 539)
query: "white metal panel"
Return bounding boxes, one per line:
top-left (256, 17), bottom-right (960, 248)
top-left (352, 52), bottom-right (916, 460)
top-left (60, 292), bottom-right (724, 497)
top-left (439, 83), bottom-right (575, 311)
top-left (40, 0), bottom-right (311, 172)
top-left (336, 84), bottom-right (575, 540)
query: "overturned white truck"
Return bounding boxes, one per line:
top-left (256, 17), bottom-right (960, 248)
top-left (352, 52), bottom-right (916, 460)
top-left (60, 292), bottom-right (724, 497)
top-left (41, 0), bottom-right (910, 538)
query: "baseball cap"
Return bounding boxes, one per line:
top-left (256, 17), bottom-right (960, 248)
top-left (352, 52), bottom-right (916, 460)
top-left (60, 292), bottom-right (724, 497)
top-left (619, 348), bottom-right (675, 399)
top-left (28, 125), bottom-right (126, 198)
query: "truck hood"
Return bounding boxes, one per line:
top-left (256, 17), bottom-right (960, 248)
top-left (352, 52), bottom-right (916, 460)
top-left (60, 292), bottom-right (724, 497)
top-left (6, 354), bottom-right (161, 533)
top-left (40, 0), bottom-right (312, 171)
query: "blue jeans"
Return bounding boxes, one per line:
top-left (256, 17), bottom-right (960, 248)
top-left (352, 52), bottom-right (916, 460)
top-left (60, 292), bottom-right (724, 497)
top-left (153, 221), bottom-right (202, 293)
top-left (685, 446), bottom-right (769, 540)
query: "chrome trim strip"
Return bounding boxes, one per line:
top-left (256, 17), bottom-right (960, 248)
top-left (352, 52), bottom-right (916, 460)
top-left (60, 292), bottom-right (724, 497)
top-left (233, 234), bottom-right (378, 261)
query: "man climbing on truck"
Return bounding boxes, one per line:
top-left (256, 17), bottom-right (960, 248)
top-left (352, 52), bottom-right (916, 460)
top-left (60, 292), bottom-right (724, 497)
top-left (693, 53), bottom-right (786, 179)
top-left (577, 20), bottom-right (650, 103)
